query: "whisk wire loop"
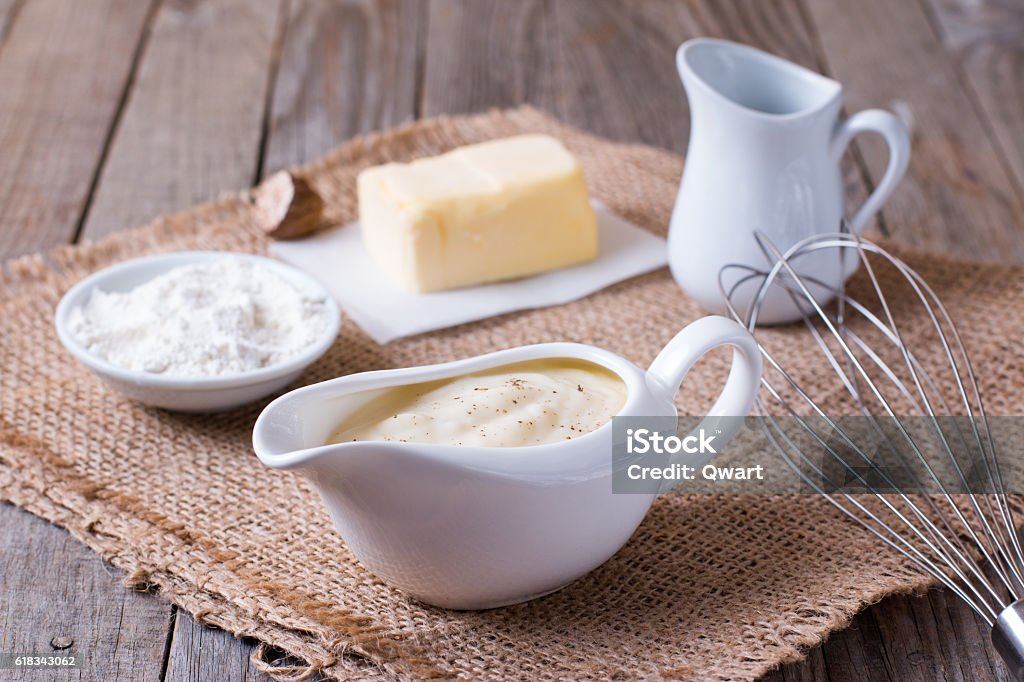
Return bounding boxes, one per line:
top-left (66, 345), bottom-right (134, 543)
top-left (718, 229), bottom-right (1024, 675)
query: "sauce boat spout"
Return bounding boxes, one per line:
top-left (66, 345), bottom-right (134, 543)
top-left (252, 441), bottom-right (352, 472)
top-left (252, 377), bottom-right (380, 473)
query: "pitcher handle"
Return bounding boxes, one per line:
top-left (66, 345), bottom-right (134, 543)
top-left (646, 316), bottom-right (762, 473)
top-left (830, 109), bottom-right (911, 233)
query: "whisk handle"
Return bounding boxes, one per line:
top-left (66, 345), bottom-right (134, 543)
top-left (994, 601), bottom-right (1024, 680)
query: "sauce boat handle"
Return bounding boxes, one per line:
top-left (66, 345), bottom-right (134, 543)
top-left (646, 315), bottom-right (762, 450)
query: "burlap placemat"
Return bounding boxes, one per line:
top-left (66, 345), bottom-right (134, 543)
top-left (2, 107), bottom-right (1022, 681)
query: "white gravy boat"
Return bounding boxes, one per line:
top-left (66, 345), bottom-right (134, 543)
top-left (253, 316), bottom-right (761, 609)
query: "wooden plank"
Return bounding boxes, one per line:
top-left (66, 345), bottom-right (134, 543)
top-left (761, 647), bottom-right (828, 682)
top-left (68, 0), bottom-right (286, 677)
top-left (0, 0), bottom-right (21, 43)
top-left (869, 594), bottom-right (963, 681)
top-left (925, 589), bottom-right (1014, 681)
top-left (164, 612), bottom-right (314, 682)
top-left (186, 1), bottom-right (427, 674)
top-left (816, 609), bottom-right (893, 681)
top-left (838, 590), bottom-right (1014, 682)
top-left (422, 0), bottom-right (823, 153)
top-left (80, 0), bottom-right (285, 240)
top-left (8, 0), bottom-right (426, 677)
top-left (0, 3), bottom-right (1014, 681)
top-left (0, 3), bottom-right (170, 681)
top-left (134, 0), bottom-right (425, 674)
top-left (216, 0), bottom-right (426, 672)
top-left (262, 0), bottom-right (424, 173)
top-left (0, 0), bottom-right (155, 258)
top-left (163, 613), bottom-right (262, 682)
top-left (924, 0), bottom-right (1024, 206)
top-left (421, 0), bottom-right (870, 221)
top-left (0, 503), bottom-right (172, 682)
top-left (765, 592), bottom-right (1012, 682)
top-left (773, 1), bottom-right (1022, 677)
top-left (803, 0), bottom-right (1024, 262)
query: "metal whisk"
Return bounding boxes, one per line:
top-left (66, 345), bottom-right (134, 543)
top-left (719, 230), bottom-right (1024, 679)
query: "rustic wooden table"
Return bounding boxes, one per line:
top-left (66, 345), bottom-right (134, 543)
top-left (1, 1), bottom-right (1022, 680)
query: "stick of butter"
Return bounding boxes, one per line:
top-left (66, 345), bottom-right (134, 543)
top-left (357, 134), bottom-right (598, 293)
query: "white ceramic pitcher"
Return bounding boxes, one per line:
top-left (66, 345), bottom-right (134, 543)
top-left (668, 38), bottom-right (910, 324)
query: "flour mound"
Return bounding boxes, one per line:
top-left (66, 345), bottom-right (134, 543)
top-left (69, 256), bottom-right (333, 377)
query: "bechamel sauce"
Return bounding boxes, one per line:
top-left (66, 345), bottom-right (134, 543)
top-left (327, 359), bottom-right (627, 447)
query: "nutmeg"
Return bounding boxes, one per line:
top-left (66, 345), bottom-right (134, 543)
top-left (252, 170), bottom-right (327, 239)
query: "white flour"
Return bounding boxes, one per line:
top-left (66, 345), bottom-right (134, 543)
top-left (69, 256), bottom-right (333, 377)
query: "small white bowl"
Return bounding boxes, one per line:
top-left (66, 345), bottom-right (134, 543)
top-left (55, 251), bottom-right (341, 413)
